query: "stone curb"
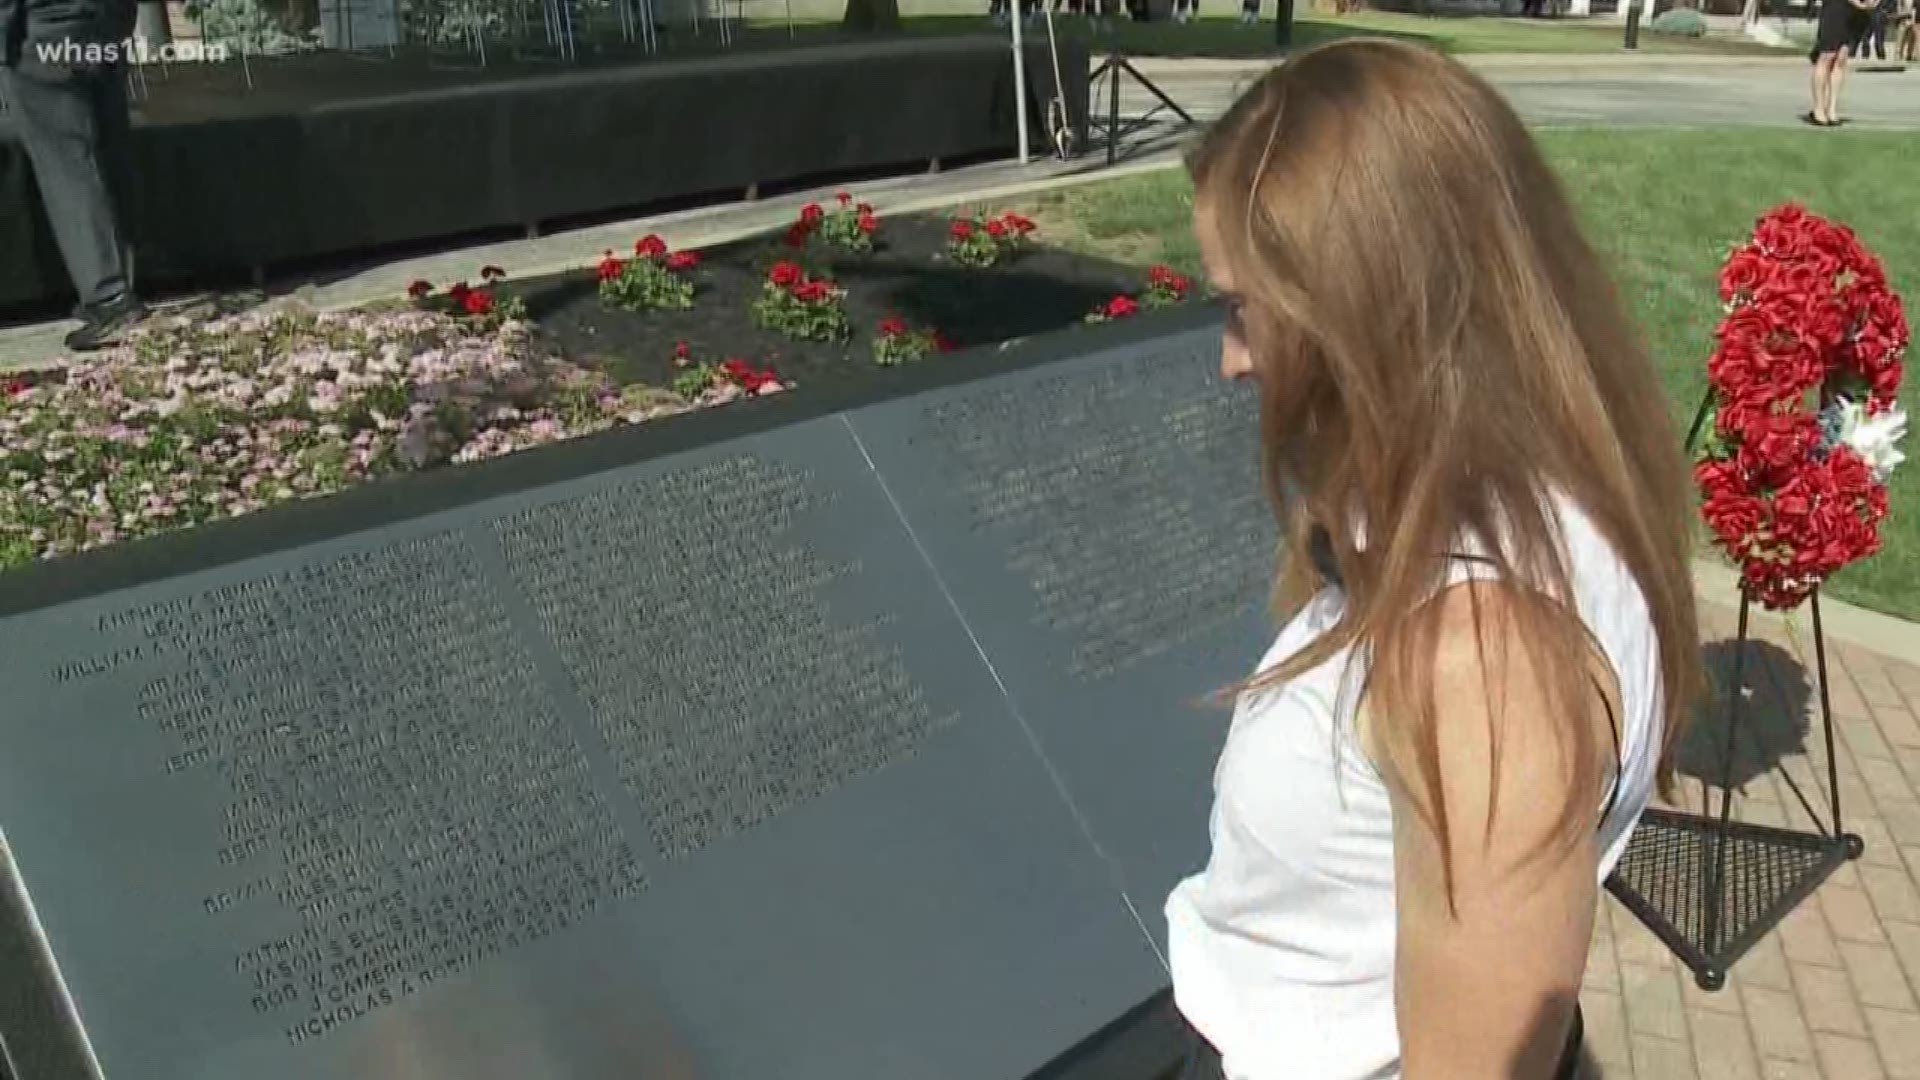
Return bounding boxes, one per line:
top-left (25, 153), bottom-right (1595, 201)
top-left (1124, 49), bottom-right (1808, 79)
top-left (467, 157), bottom-right (1187, 298)
top-left (1691, 558), bottom-right (1920, 665)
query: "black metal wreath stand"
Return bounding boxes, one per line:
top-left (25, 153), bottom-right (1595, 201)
top-left (1603, 389), bottom-right (1866, 991)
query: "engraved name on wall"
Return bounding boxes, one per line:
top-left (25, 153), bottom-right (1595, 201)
top-left (495, 455), bottom-right (958, 861)
top-left (72, 532), bottom-right (645, 1047)
top-left (918, 348), bottom-right (1270, 680)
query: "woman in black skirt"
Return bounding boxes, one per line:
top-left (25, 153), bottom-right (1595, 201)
top-left (1809, 0), bottom-right (1879, 125)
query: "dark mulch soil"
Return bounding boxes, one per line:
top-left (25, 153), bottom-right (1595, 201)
top-left (513, 213), bottom-right (1150, 394)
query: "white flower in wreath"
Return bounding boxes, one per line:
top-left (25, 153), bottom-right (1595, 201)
top-left (1834, 398), bottom-right (1908, 483)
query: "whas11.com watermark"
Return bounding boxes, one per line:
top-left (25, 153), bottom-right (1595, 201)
top-left (34, 36), bottom-right (230, 65)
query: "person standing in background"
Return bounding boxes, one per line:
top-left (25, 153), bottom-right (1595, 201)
top-left (1850, 0), bottom-right (1899, 59)
top-left (0, 0), bottom-right (144, 350)
top-left (1809, 0), bottom-right (1878, 125)
top-left (1239, 0), bottom-right (1257, 24)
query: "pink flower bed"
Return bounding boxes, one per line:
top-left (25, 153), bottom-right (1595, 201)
top-left (0, 307), bottom-right (683, 568)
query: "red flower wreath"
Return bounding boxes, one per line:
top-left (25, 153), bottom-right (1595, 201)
top-left (1695, 204), bottom-right (1907, 610)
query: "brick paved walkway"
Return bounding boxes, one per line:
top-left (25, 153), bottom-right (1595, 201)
top-left (1581, 600), bottom-right (1920, 1079)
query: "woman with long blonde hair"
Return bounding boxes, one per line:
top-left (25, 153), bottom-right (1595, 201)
top-left (1164, 40), bottom-right (1701, 1080)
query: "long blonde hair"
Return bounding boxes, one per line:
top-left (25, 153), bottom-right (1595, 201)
top-left (1190, 40), bottom-right (1700, 873)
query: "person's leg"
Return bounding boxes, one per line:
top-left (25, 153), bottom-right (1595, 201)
top-left (1810, 52), bottom-right (1832, 121)
top-left (89, 64), bottom-right (139, 284)
top-left (0, 63), bottom-right (133, 309)
top-left (1830, 48), bottom-right (1851, 119)
top-left (1871, 10), bottom-right (1888, 58)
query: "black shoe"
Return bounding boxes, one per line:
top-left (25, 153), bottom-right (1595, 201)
top-left (64, 295), bottom-right (148, 353)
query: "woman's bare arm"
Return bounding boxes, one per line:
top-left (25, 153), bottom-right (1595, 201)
top-left (1385, 584), bottom-right (1612, 1080)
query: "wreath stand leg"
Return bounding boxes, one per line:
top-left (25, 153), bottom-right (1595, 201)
top-left (1603, 387), bottom-right (1865, 991)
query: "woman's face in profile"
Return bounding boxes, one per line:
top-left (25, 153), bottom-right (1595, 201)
top-left (1196, 204), bottom-right (1257, 385)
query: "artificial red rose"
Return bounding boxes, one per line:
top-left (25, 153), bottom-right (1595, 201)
top-left (1870, 356), bottom-right (1903, 400)
top-left (1782, 338), bottom-right (1832, 398)
top-left (877, 316), bottom-right (909, 337)
top-left (405, 279), bottom-right (433, 300)
top-left (462, 288), bottom-right (494, 316)
top-left (480, 265), bottom-right (506, 281)
top-left (1707, 338), bottom-right (1763, 402)
top-left (1694, 456), bottom-right (1744, 498)
top-left (1716, 304), bottom-right (1774, 354)
top-left (1849, 245), bottom-right (1890, 287)
top-left (1713, 394), bottom-right (1770, 446)
top-left (1814, 220), bottom-right (1866, 276)
top-left (1754, 204), bottom-right (1814, 260)
top-left (1718, 249), bottom-right (1769, 302)
top-left (1749, 411), bottom-right (1821, 472)
top-left (665, 250), bottom-right (700, 272)
top-left (1799, 296), bottom-right (1850, 353)
top-left (1701, 490), bottom-right (1765, 549)
top-left (1825, 446), bottom-right (1876, 492)
top-left (950, 219), bottom-right (975, 241)
top-left (800, 203), bottom-right (824, 225)
top-left (1861, 287), bottom-right (1910, 352)
top-left (1105, 295), bottom-right (1139, 319)
top-left (636, 235), bottom-right (668, 260)
top-left (767, 261), bottom-right (804, 289)
top-left (597, 253), bottom-right (626, 282)
top-left (1850, 332), bottom-right (1894, 377)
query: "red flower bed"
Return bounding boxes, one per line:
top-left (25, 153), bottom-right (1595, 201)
top-left (598, 234), bottom-right (701, 311)
top-left (752, 261), bottom-right (851, 342)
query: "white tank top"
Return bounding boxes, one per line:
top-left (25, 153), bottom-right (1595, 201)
top-left (1163, 497), bottom-right (1666, 1080)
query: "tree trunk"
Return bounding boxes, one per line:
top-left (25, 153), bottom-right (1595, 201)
top-left (842, 0), bottom-right (901, 31)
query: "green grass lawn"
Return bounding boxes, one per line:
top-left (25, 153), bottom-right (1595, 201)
top-left (747, 11), bottom-right (1788, 58)
top-left (1016, 129), bottom-right (1920, 620)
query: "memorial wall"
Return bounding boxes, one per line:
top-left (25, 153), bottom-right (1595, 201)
top-left (0, 319), bottom-right (1275, 1080)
